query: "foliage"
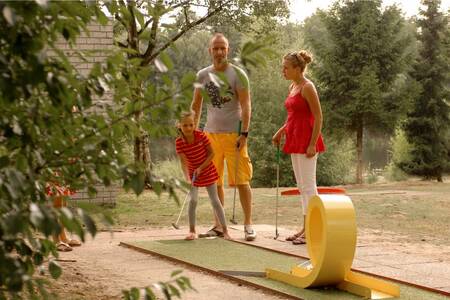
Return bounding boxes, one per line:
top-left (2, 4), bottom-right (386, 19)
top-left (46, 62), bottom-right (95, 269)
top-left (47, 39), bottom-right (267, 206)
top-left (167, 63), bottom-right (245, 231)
top-left (385, 128), bottom-right (411, 181)
top-left (316, 138), bottom-right (354, 186)
top-left (122, 270), bottom-right (196, 300)
top-left (401, 0), bottom-right (450, 181)
top-left (0, 1), bottom-right (190, 298)
top-left (303, 0), bottom-right (415, 183)
top-left (152, 158), bottom-right (184, 183)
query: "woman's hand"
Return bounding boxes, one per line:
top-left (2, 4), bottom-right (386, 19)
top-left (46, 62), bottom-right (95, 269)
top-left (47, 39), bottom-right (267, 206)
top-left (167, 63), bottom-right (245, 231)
top-left (272, 130), bottom-right (283, 146)
top-left (306, 145), bottom-right (316, 158)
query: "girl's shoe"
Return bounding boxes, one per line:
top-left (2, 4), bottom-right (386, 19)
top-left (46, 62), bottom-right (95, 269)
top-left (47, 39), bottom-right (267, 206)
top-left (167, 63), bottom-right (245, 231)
top-left (223, 233), bottom-right (232, 240)
top-left (185, 232), bottom-right (196, 240)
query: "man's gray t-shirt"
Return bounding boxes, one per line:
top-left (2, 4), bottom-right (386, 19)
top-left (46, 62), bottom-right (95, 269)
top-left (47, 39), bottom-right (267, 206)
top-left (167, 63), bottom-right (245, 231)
top-left (196, 64), bottom-right (249, 133)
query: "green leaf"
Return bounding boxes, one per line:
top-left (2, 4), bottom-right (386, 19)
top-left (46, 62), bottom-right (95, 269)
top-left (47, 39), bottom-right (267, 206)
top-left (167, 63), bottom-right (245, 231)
top-left (80, 210), bottom-right (97, 237)
top-left (48, 260), bottom-right (62, 279)
top-left (168, 284), bottom-right (180, 298)
top-left (171, 270), bottom-right (183, 277)
top-left (144, 287), bottom-right (156, 300)
top-left (130, 172), bottom-right (145, 195)
top-left (130, 287), bottom-right (140, 300)
top-left (158, 52), bottom-right (174, 70)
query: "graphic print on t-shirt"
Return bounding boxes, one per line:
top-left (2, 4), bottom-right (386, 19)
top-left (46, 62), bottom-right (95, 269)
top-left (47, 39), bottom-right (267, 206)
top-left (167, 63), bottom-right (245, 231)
top-left (205, 81), bottom-right (233, 108)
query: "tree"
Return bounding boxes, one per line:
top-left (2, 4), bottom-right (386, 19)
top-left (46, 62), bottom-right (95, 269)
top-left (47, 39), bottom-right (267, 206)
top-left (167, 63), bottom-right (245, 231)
top-left (105, 0), bottom-right (289, 182)
top-left (303, 0), bottom-right (414, 183)
top-left (401, 0), bottom-right (450, 181)
top-left (0, 1), bottom-right (192, 298)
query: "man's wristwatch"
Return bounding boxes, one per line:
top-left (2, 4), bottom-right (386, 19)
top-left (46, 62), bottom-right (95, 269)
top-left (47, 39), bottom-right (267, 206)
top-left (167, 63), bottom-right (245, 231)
top-left (240, 131), bottom-right (248, 138)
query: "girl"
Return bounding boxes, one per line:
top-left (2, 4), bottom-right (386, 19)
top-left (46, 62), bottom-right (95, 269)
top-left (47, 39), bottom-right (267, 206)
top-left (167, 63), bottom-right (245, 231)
top-left (176, 111), bottom-right (231, 240)
top-left (272, 50), bottom-right (325, 245)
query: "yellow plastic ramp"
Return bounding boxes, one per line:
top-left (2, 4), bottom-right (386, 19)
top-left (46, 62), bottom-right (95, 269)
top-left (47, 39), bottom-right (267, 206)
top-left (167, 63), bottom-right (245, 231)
top-left (266, 195), bottom-right (400, 299)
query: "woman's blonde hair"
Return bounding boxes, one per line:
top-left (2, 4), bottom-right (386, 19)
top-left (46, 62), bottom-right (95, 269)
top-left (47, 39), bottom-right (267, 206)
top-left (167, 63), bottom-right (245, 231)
top-left (283, 50), bottom-right (313, 72)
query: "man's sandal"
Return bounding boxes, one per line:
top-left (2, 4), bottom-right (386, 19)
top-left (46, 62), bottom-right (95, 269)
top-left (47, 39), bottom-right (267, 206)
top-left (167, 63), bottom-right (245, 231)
top-left (56, 242), bottom-right (73, 252)
top-left (285, 232), bottom-right (303, 241)
top-left (198, 226), bottom-right (224, 238)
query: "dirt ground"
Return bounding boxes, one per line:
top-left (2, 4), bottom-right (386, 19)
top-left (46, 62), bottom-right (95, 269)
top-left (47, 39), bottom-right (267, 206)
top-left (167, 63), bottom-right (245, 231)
top-left (46, 225), bottom-right (450, 300)
top-left (47, 228), bottom-right (290, 300)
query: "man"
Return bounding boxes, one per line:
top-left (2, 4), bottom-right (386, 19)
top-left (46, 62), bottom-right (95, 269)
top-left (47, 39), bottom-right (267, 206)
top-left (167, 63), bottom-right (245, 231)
top-left (191, 33), bottom-right (256, 241)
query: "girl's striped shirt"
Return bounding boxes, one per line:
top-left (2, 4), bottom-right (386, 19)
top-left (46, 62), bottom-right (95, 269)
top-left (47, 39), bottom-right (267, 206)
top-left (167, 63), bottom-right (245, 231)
top-left (176, 130), bottom-right (218, 187)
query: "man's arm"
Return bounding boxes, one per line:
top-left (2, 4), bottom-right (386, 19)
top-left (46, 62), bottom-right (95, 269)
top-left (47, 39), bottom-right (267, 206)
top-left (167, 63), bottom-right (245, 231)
top-left (191, 88), bottom-right (203, 129)
top-left (236, 86), bottom-right (251, 149)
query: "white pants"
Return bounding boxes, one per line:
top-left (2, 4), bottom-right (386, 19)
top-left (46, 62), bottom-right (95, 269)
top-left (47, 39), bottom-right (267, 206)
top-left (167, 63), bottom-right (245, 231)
top-left (291, 154), bottom-right (318, 215)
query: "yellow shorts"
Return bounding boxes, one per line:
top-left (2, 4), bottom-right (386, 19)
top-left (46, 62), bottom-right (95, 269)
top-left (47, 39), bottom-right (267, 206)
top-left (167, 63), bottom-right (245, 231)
top-left (206, 132), bottom-right (253, 187)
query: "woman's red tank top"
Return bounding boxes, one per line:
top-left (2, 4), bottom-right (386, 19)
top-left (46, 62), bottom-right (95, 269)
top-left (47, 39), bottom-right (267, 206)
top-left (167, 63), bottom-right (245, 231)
top-left (283, 84), bottom-right (325, 154)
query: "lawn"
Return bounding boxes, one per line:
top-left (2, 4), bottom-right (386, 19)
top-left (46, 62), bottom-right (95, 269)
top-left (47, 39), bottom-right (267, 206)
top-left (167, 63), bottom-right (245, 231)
top-left (78, 180), bottom-right (450, 246)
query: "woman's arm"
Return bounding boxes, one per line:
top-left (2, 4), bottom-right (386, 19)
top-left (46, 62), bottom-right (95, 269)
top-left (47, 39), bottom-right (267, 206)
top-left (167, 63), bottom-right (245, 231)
top-left (272, 124), bottom-right (287, 146)
top-left (302, 82), bottom-right (323, 158)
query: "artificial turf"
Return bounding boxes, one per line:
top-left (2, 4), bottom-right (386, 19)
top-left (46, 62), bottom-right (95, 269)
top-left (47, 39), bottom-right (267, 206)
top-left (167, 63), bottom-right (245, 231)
top-left (126, 238), bottom-right (448, 300)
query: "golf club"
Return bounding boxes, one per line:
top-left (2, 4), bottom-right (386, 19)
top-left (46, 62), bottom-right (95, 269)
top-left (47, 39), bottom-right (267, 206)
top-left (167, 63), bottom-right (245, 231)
top-left (230, 121), bottom-right (241, 225)
top-left (172, 175), bottom-right (196, 230)
top-left (274, 145), bottom-right (280, 240)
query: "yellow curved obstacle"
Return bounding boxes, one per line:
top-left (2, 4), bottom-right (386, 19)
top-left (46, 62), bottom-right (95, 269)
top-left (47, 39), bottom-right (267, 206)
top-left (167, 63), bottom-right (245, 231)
top-left (266, 195), bottom-right (400, 299)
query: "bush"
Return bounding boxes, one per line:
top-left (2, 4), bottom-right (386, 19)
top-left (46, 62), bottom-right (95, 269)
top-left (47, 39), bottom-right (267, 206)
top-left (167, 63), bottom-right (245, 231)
top-left (385, 128), bottom-right (411, 181)
top-left (153, 158), bottom-right (184, 182)
top-left (316, 138), bottom-right (354, 186)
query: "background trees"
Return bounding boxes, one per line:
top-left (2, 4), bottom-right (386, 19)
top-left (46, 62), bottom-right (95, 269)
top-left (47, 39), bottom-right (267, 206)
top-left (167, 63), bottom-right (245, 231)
top-left (303, 0), bottom-right (415, 183)
top-left (401, 0), bottom-right (450, 182)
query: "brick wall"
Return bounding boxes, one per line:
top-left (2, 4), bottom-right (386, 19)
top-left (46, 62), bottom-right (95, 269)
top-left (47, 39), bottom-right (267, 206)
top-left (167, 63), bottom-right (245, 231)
top-left (52, 21), bottom-right (119, 206)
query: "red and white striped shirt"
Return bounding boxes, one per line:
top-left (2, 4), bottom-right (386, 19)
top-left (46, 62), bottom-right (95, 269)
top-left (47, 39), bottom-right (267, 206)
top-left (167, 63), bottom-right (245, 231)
top-left (176, 130), bottom-right (218, 187)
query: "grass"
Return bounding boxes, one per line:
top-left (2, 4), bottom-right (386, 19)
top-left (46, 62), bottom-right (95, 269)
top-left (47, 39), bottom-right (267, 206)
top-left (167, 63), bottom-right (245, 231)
top-left (77, 180), bottom-right (450, 246)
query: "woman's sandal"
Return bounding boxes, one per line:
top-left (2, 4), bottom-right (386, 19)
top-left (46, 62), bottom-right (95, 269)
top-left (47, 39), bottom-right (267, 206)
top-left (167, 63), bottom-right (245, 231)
top-left (292, 236), bottom-right (307, 245)
top-left (285, 232), bottom-right (303, 241)
top-left (56, 242), bottom-right (73, 252)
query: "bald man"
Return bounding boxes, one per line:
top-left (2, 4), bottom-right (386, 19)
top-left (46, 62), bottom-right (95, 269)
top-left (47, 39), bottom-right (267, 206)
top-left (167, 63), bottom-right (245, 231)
top-left (191, 33), bottom-right (256, 241)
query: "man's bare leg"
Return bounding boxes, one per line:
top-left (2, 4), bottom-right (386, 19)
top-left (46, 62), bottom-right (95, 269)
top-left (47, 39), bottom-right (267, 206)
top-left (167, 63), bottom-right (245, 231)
top-left (237, 184), bottom-right (252, 225)
top-left (238, 184), bottom-right (256, 240)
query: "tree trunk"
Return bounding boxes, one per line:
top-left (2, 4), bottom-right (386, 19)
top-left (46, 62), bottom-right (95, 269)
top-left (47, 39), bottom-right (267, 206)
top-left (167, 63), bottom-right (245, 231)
top-left (356, 123), bottom-right (364, 184)
top-left (133, 111), bottom-right (152, 187)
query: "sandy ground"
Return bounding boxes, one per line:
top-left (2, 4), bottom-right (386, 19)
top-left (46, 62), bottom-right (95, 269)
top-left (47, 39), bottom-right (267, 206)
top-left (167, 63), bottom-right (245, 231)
top-left (45, 225), bottom-right (450, 300)
top-left (47, 227), bottom-right (288, 300)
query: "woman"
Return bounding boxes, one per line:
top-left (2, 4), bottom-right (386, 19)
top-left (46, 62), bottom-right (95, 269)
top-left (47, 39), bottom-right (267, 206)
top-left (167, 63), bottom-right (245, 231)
top-left (272, 50), bottom-right (325, 245)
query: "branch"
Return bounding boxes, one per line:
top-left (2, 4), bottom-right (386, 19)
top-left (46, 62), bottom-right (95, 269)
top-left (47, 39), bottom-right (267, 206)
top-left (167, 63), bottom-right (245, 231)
top-left (127, 0), bottom-right (139, 51)
top-left (115, 13), bottom-right (129, 34)
top-left (141, 0), bottom-right (164, 61)
top-left (141, 0), bottom-right (232, 66)
top-left (137, 17), bottom-right (153, 35)
top-left (117, 41), bottom-right (128, 48)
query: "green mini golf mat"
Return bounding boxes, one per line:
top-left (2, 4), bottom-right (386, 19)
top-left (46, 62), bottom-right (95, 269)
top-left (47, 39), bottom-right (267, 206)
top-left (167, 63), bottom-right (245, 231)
top-left (121, 239), bottom-right (448, 300)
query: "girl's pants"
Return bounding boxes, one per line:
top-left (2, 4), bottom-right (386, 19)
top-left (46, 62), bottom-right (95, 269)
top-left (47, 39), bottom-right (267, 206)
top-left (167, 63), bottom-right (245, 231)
top-left (188, 183), bottom-right (227, 229)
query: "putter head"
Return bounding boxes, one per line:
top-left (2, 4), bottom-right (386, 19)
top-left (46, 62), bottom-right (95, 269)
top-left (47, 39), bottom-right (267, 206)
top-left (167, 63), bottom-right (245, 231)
top-left (230, 218), bottom-right (238, 225)
top-left (274, 232), bottom-right (279, 240)
top-left (171, 223), bottom-right (180, 230)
